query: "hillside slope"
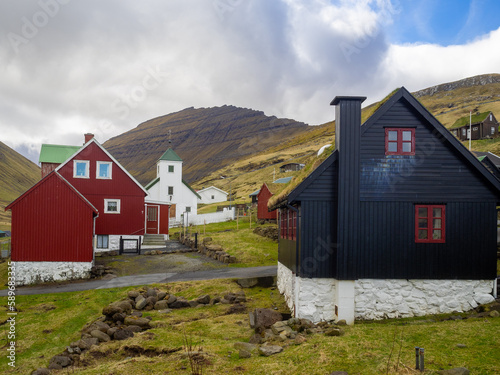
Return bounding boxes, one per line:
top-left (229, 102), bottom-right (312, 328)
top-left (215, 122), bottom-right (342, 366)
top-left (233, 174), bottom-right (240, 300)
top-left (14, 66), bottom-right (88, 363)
top-left (199, 74), bottom-right (500, 203)
top-left (103, 106), bottom-right (310, 185)
top-left (0, 142), bottom-right (41, 229)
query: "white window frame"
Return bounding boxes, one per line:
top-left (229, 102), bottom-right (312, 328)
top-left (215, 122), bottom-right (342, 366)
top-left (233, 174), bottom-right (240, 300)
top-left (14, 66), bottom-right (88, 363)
top-left (104, 199), bottom-right (121, 214)
top-left (73, 160), bottom-right (90, 178)
top-left (96, 161), bottom-right (113, 179)
top-left (96, 235), bottom-right (109, 249)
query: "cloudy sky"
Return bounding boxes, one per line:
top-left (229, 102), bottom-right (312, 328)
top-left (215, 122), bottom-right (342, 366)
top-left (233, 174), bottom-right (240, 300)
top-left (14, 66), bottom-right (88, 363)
top-left (1, 0), bottom-right (500, 164)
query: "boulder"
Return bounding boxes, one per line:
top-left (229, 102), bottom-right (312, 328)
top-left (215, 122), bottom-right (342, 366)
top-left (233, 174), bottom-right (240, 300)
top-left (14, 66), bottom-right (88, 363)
top-left (258, 345), bottom-right (283, 356)
top-left (196, 295), bottom-right (210, 305)
top-left (253, 308), bottom-right (283, 331)
top-left (31, 368), bottom-right (51, 375)
top-left (325, 327), bottom-right (344, 337)
top-left (135, 295), bottom-right (147, 310)
top-left (127, 290), bottom-right (140, 299)
top-left (112, 312), bottom-right (127, 323)
top-left (124, 316), bottom-right (151, 329)
top-left (90, 329), bottom-right (111, 342)
top-left (49, 355), bottom-right (73, 368)
top-left (234, 342), bottom-right (259, 355)
top-left (157, 291), bottom-right (167, 300)
top-left (113, 327), bottom-right (135, 340)
top-left (102, 303), bottom-right (123, 317)
top-left (154, 300), bottom-right (169, 310)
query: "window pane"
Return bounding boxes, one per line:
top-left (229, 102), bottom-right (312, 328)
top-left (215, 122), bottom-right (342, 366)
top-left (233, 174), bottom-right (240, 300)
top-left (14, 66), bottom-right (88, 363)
top-left (402, 131), bottom-right (412, 141)
top-left (168, 165), bottom-right (174, 172)
top-left (168, 186), bottom-right (174, 195)
top-left (99, 164), bottom-right (109, 177)
top-left (388, 142), bottom-right (398, 152)
top-left (432, 230), bottom-right (441, 240)
top-left (387, 131), bottom-right (398, 141)
top-left (418, 218), bottom-right (428, 228)
top-left (433, 219), bottom-right (441, 229)
top-left (76, 162), bottom-right (86, 176)
top-left (107, 202), bottom-right (118, 212)
top-left (433, 207), bottom-right (442, 217)
top-left (418, 207), bottom-right (428, 217)
top-left (402, 142), bottom-right (412, 152)
top-left (418, 230), bottom-right (428, 239)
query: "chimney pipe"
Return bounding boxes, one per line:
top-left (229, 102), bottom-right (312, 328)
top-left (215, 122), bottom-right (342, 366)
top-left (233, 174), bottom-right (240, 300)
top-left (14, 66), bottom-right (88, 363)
top-left (84, 133), bottom-right (94, 143)
top-left (330, 95), bottom-right (365, 278)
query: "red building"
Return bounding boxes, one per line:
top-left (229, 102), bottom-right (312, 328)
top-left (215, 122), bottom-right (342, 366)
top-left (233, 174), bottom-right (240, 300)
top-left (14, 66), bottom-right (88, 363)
top-left (6, 134), bottom-right (149, 285)
top-left (257, 183), bottom-right (277, 221)
top-left (6, 172), bottom-right (98, 285)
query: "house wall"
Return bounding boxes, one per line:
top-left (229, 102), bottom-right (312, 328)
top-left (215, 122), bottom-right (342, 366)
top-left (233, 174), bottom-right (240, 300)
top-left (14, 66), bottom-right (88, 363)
top-left (257, 184), bottom-right (277, 220)
top-left (9, 173), bottom-right (95, 263)
top-left (41, 162), bottom-right (60, 178)
top-left (198, 187), bottom-right (227, 204)
top-left (57, 142), bottom-right (146, 236)
top-left (360, 101), bottom-right (499, 202)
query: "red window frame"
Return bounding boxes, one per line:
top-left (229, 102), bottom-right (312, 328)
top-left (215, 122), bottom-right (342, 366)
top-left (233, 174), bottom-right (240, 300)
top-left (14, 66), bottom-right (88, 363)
top-left (415, 205), bottom-right (445, 243)
top-left (385, 128), bottom-right (415, 155)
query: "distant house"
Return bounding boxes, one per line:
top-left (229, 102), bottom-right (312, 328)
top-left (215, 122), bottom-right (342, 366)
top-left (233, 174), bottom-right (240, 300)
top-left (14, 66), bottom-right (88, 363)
top-left (280, 163), bottom-right (305, 173)
top-left (0, 231), bottom-right (7, 238)
top-left (450, 111), bottom-right (499, 141)
top-left (249, 189), bottom-right (260, 204)
top-left (271, 88), bottom-right (500, 324)
top-left (145, 147), bottom-right (200, 225)
top-left (197, 186), bottom-right (228, 204)
top-left (474, 151), bottom-right (500, 181)
top-left (256, 183), bottom-right (277, 221)
top-left (6, 134), bottom-right (148, 285)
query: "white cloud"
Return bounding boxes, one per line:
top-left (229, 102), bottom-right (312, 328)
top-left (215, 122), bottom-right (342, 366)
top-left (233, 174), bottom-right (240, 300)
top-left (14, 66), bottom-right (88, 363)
top-left (0, 0), bottom-right (498, 164)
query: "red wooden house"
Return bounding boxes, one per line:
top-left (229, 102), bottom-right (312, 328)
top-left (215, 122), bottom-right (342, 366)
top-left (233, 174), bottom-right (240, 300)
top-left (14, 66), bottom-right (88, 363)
top-left (6, 172), bottom-right (98, 285)
top-left (53, 136), bottom-right (148, 250)
top-left (257, 183), bottom-right (277, 221)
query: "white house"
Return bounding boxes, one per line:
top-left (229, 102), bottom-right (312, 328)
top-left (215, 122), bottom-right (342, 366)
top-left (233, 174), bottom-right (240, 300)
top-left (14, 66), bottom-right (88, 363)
top-left (145, 148), bottom-right (200, 223)
top-left (197, 186), bottom-right (228, 204)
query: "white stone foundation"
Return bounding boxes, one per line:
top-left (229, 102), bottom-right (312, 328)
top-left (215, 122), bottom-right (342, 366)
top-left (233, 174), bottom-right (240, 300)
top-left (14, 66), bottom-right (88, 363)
top-left (354, 279), bottom-right (496, 320)
top-left (12, 261), bottom-right (93, 286)
top-left (277, 262), bottom-right (496, 324)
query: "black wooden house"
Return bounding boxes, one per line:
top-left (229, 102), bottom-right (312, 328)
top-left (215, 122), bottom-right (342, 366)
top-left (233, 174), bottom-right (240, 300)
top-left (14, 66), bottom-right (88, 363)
top-left (272, 87), bottom-right (500, 323)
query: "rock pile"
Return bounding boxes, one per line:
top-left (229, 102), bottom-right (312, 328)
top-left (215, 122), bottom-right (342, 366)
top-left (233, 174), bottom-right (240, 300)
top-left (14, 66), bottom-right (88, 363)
top-left (253, 225), bottom-right (279, 241)
top-left (234, 308), bottom-right (347, 359)
top-left (197, 237), bottom-right (237, 263)
top-left (32, 287), bottom-right (247, 374)
top-left (89, 264), bottom-right (117, 279)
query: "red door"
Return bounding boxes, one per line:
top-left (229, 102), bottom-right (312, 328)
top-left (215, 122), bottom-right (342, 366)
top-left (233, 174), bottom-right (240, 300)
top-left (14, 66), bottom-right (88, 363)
top-left (146, 205), bottom-right (159, 234)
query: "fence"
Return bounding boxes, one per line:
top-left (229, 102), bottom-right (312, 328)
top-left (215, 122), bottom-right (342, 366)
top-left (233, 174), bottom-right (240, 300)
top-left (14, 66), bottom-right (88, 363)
top-left (170, 207), bottom-right (236, 227)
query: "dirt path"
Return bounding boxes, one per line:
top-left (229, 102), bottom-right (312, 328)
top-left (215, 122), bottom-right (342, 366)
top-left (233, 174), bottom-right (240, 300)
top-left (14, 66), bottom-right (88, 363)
top-left (96, 249), bottom-right (227, 277)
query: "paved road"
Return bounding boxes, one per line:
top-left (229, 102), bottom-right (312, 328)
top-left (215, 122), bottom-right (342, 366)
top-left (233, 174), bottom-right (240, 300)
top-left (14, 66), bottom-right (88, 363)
top-left (0, 266), bottom-right (277, 296)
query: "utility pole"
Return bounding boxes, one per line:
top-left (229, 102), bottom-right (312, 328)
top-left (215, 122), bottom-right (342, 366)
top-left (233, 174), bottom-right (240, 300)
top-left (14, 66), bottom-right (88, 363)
top-left (469, 110), bottom-right (472, 151)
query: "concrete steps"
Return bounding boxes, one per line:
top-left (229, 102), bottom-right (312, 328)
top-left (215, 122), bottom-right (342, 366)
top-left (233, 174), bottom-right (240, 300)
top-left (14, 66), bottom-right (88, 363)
top-left (142, 234), bottom-right (166, 246)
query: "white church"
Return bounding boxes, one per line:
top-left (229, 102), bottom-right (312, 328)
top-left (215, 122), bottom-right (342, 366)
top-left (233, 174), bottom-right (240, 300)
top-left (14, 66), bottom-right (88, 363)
top-left (145, 147), bottom-right (200, 224)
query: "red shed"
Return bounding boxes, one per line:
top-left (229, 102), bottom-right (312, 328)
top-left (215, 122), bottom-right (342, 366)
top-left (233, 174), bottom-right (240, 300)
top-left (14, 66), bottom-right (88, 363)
top-left (257, 183), bottom-right (277, 220)
top-left (6, 172), bottom-right (97, 262)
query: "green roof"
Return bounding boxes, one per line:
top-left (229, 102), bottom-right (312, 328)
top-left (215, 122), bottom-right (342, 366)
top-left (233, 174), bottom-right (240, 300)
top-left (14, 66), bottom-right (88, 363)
top-left (450, 112), bottom-right (491, 129)
top-left (145, 177), bottom-right (160, 190)
top-left (39, 144), bottom-right (82, 163)
top-left (183, 180), bottom-right (201, 199)
top-left (158, 148), bottom-right (182, 162)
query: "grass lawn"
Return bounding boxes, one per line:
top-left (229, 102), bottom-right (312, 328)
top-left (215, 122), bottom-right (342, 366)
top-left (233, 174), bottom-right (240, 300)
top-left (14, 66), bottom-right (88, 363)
top-left (172, 217), bottom-right (278, 267)
top-left (1, 279), bottom-right (499, 374)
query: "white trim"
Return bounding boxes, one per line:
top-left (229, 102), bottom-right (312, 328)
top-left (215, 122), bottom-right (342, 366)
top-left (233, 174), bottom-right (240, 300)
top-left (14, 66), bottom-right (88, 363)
top-left (96, 161), bottom-right (113, 179)
top-left (104, 199), bottom-right (121, 214)
top-left (73, 160), bottom-right (90, 178)
top-left (196, 186), bottom-right (228, 195)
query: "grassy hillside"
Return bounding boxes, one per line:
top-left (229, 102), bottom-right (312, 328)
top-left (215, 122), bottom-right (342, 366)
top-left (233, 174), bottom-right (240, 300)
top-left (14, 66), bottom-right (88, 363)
top-left (0, 142), bottom-right (40, 230)
top-left (194, 74), bottom-right (500, 203)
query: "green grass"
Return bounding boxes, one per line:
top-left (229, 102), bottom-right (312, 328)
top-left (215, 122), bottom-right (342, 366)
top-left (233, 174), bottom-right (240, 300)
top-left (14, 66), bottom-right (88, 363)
top-left (173, 217), bottom-right (278, 267)
top-left (1, 279), bottom-right (499, 374)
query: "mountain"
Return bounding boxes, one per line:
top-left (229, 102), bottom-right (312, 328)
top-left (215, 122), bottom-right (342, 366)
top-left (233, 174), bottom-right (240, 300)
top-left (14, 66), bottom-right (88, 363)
top-left (103, 105), bottom-right (310, 185)
top-left (0, 142), bottom-right (41, 229)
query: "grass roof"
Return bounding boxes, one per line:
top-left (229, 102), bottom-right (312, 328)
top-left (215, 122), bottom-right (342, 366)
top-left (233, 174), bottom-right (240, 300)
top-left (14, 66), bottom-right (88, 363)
top-left (450, 111), bottom-right (491, 129)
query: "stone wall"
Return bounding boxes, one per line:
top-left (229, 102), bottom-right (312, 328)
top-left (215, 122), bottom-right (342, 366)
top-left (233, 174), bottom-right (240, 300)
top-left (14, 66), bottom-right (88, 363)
top-left (354, 279), bottom-right (496, 320)
top-left (12, 261), bottom-right (93, 286)
top-left (277, 262), bottom-right (294, 315)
